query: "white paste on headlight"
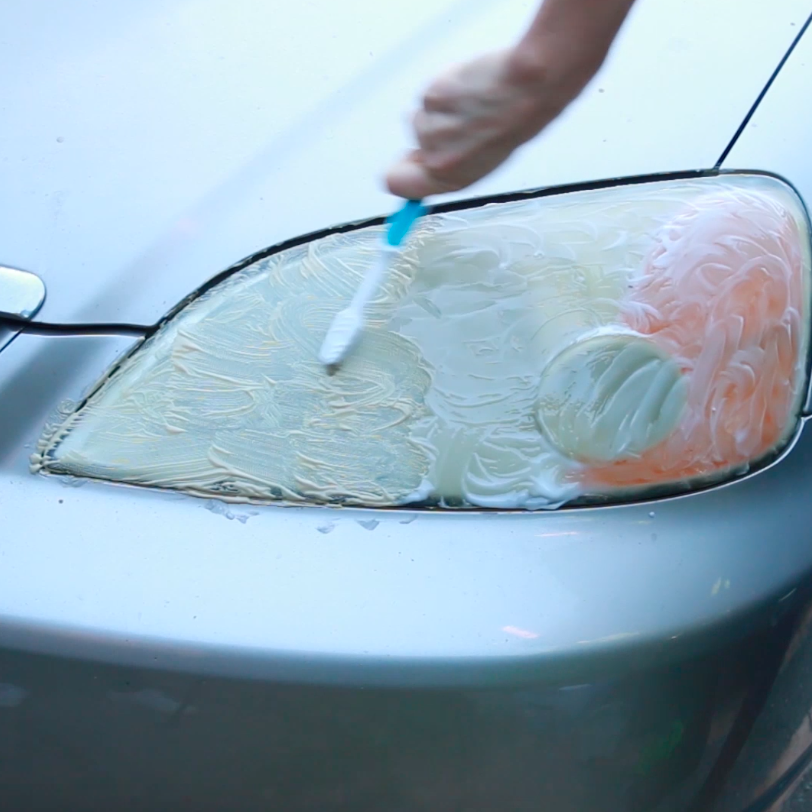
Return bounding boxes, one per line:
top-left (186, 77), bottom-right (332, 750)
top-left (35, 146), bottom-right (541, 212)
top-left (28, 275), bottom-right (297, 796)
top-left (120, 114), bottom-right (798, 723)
top-left (32, 174), bottom-right (810, 509)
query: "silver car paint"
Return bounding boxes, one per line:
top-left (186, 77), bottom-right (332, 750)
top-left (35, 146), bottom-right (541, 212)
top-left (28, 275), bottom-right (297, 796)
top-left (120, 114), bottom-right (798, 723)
top-left (2, 0), bottom-right (812, 810)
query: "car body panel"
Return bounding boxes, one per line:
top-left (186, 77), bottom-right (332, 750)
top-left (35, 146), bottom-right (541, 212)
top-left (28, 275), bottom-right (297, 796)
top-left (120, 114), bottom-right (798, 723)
top-left (4, 3), bottom-right (812, 811)
top-left (0, 628), bottom-right (784, 812)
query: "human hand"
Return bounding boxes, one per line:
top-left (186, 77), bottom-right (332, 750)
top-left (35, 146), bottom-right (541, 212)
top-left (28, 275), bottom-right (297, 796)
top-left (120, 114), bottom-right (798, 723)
top-left (386, 48), bottom-right (595, 199)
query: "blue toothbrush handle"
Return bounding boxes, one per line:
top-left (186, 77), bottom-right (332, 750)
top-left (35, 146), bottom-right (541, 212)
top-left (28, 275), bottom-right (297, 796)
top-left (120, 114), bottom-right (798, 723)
top-left (386, 199), bottom-right (426, 247)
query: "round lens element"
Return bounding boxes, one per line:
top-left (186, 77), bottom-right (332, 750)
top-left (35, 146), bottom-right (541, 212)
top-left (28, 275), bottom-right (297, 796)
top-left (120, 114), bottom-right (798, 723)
top-left (535, 333), bottom-right (688, 464)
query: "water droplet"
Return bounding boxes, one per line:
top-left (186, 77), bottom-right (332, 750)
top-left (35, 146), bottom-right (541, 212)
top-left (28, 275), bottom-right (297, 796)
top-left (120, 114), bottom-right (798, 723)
top-left (204, 499), bottom-right (256, 523)
top-left (648, 511), bottom-right (656, 518)
top-left (357, 519), bottom-right (380, 531)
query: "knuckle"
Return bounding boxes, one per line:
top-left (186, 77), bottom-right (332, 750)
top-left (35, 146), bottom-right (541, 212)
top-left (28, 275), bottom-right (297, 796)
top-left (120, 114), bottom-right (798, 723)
top-left (422, 88), bottom-right (441, 108)
top-left (424, 152), bottom-right (466, 181)
top-left (412, 108), bottom-right (430, 132)
top-left (422, 79), bottom-right (456, 111)
top-left (415, 129), bottom-right (438, 153)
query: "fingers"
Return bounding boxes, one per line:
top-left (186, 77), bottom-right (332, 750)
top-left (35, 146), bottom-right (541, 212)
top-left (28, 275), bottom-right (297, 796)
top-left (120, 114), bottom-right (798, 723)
top-left (387, 134), bottom-right (516, 198)
top-left (411, 108), bottom-right (461, 156)
top-left (422, 76), bottom-right (460, 113)
top-left (390, 108), bottom-right (493, 198)
top-left (385, 49), bottom-right (559, 199)
top-left (386, 154), bottom-right (460, 199)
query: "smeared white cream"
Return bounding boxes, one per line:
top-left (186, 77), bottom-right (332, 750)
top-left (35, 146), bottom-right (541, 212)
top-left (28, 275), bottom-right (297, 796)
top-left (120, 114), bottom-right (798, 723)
top-left (32, 174), bottom-right (810, 509)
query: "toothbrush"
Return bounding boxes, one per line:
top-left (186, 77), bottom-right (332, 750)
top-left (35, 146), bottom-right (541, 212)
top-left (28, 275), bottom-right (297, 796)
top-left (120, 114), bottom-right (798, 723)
top-left (318, 199), bottom-right (426, 372)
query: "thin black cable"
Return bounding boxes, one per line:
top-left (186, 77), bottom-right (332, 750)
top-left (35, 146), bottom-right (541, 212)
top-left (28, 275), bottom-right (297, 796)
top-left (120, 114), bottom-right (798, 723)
top-left (716, 11), bottom-right (812, 168)
top-left (0, 312), bottom-right (153, 338)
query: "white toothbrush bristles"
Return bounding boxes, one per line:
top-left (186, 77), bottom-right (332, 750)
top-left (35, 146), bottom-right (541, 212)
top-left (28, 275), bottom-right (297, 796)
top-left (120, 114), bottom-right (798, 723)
top-left (318, 246), bottom-right (395, 371)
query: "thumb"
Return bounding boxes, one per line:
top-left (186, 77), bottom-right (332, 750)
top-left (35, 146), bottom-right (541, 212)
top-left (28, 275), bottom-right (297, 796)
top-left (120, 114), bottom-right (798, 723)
top-left (385, 154), bottom-right (456, 199)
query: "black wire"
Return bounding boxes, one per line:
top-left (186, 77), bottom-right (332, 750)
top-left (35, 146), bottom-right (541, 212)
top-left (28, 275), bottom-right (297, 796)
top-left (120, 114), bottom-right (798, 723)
top-left (0, 312), bottom-right (153, 338)
top-left (715, 10), bottom-right (812, 168)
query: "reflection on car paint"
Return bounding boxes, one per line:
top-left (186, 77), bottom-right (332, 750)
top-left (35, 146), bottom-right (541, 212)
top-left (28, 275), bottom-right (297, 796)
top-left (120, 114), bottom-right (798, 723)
top-left (0, 683), bottom-right (28, 708)
top-left (31, 173), bottom-right (811, 510)
top-left (108, 687), bottom-right (192, 716)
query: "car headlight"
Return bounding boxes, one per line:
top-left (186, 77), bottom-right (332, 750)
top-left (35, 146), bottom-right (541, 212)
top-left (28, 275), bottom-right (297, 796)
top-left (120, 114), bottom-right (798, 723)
top-left (32, 172), bottom-right (811, 510)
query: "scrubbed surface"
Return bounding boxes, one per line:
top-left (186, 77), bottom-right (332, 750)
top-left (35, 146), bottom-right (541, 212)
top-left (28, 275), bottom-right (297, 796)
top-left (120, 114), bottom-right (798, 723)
top-left (32, 174), bottom-right (810, 509)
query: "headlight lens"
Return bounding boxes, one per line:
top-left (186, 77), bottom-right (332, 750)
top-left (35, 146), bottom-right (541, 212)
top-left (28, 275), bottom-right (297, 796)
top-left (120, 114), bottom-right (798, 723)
top-left (33, 173), bottom-right (811, 509)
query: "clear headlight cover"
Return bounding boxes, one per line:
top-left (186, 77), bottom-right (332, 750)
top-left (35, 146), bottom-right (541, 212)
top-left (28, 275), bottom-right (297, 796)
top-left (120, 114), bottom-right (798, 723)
top-left (33, 172), bottom-right (812, 510)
